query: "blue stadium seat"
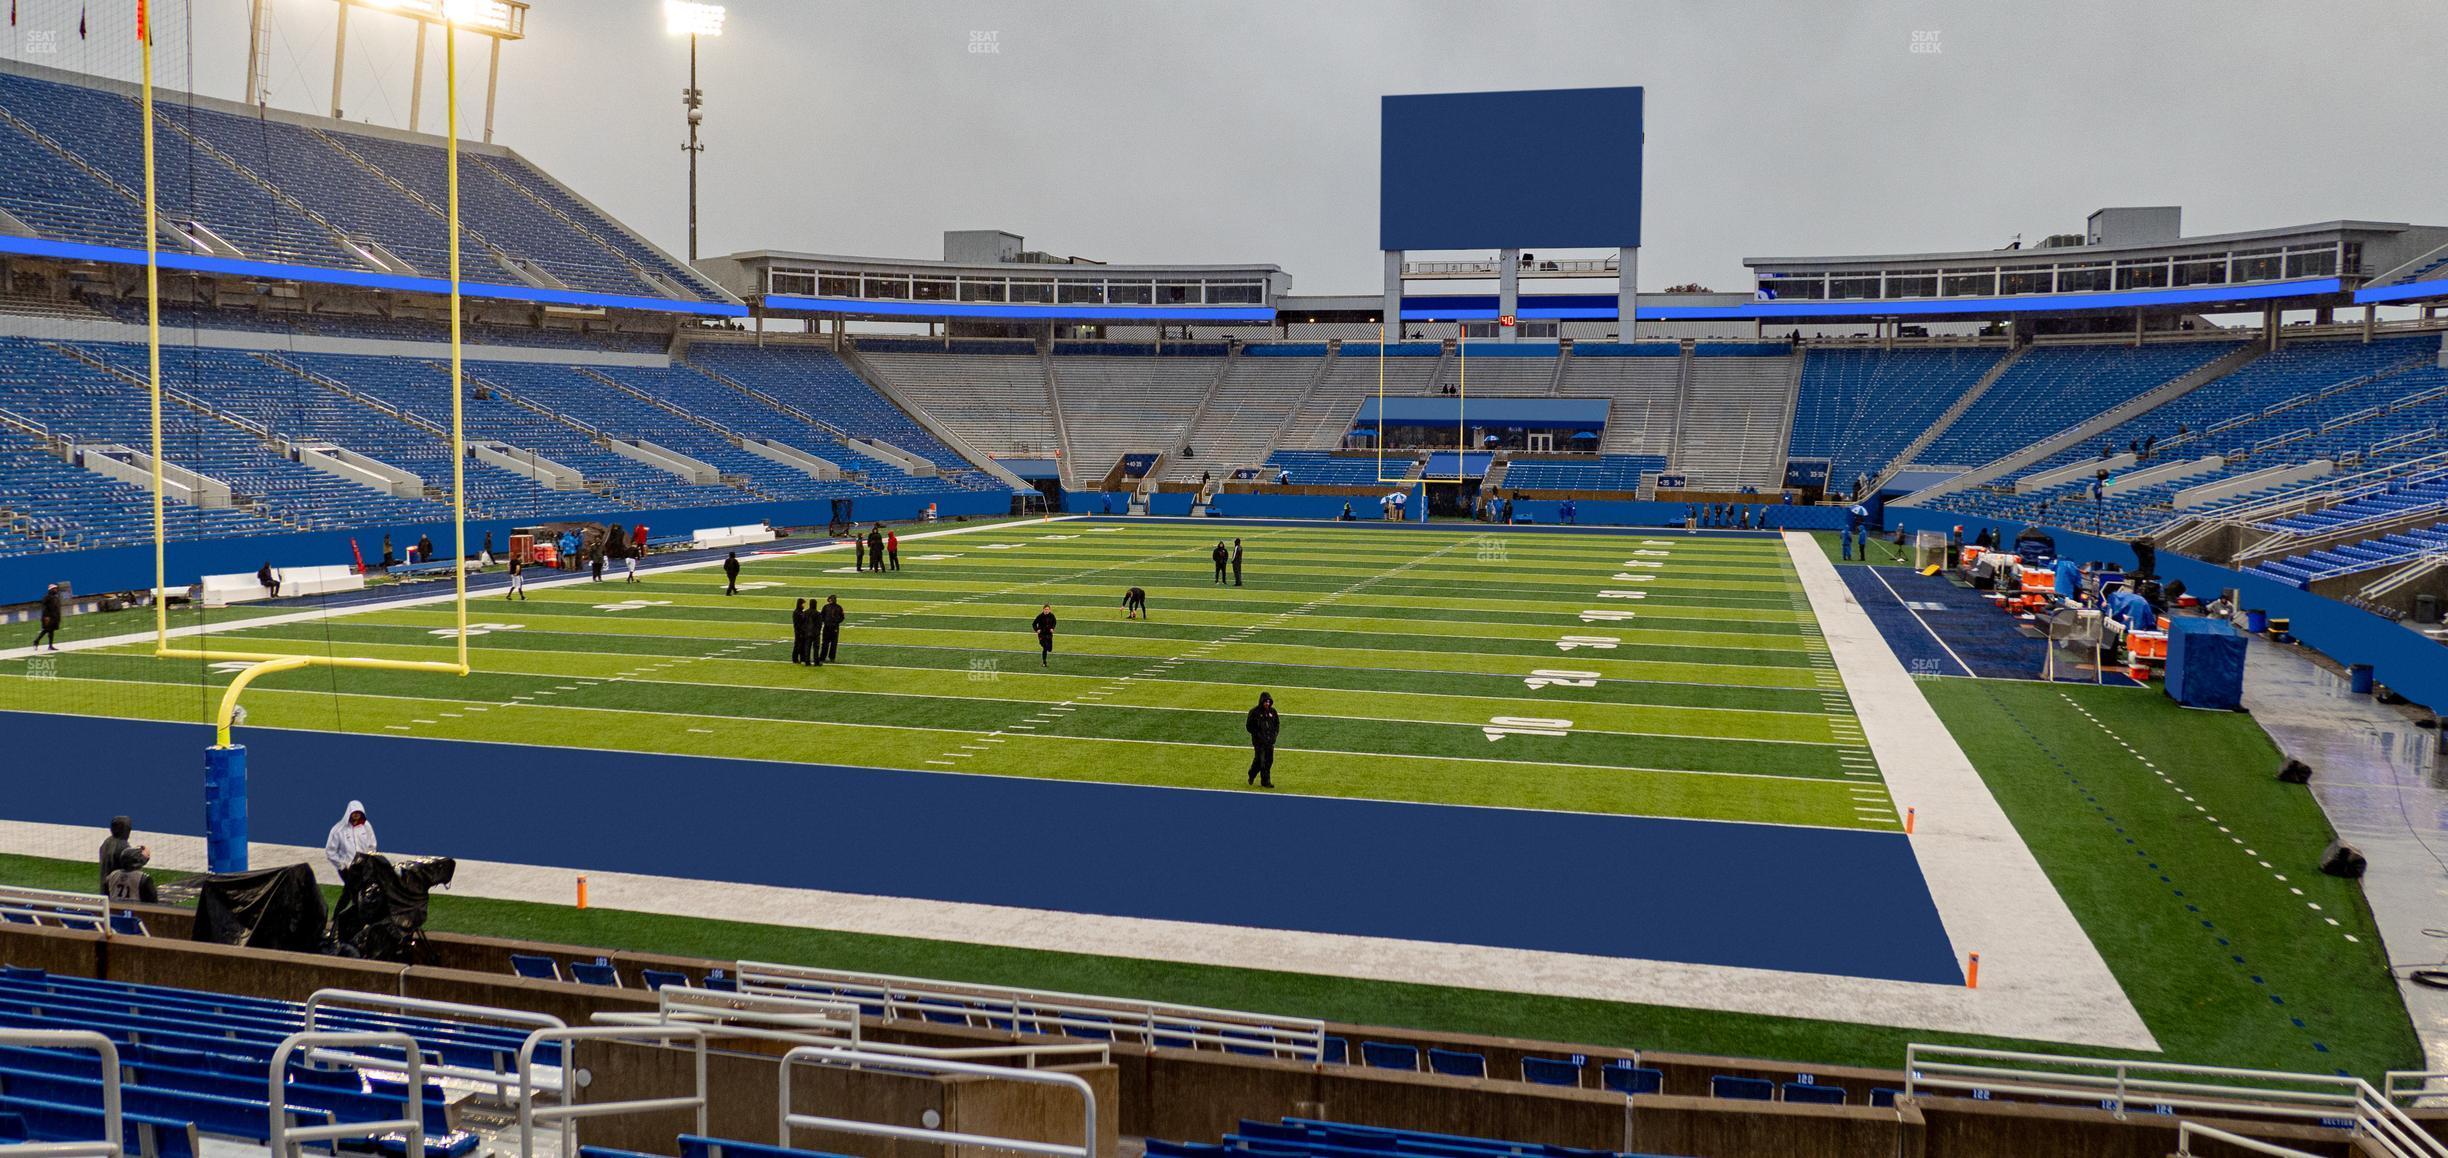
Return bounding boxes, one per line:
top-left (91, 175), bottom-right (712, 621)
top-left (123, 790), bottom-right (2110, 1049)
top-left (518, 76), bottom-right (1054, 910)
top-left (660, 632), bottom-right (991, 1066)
top-left (1519, 1056), bottom-right (1580, 1086)
top-left (569, 961), bottom-right (621, 988)
top-left (509, 954), bottom-right (562, 982)
top-left (639, 969), bottom-right (689, 992)
top-left (1425, 1048), bottom-right (1486, 1079)
top-left (679, 1135), bottom-right (856, 1158)
top-left (1600, 1063), bottom-right (1663, 1096)
top-left (1782, 1081), bottom-right (1846, 1105)
top-left (1357, 1041), bottom-right (1420, 1071)
top-left (1711, 1075), bottom-right (1775, 1101)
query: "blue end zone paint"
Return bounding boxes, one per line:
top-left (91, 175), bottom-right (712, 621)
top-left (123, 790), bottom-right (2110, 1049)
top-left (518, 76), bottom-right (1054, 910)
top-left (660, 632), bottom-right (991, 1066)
top-left (1837, 566), bottom-right (2141, 686)
top-left (1, 710), bottom-right (1962, 985)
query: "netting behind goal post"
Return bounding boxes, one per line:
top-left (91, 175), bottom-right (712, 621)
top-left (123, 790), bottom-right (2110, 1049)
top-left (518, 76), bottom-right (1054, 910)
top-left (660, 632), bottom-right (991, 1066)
top-left (123, 1), bottom-right (472, 871)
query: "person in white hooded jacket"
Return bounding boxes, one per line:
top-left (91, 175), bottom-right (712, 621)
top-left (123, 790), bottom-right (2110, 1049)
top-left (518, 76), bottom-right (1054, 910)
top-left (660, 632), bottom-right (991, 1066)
top-left (325, 801), bottom-right (377, 878)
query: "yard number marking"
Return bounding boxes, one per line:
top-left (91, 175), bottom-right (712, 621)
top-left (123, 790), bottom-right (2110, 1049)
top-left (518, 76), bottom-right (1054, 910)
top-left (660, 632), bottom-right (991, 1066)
top-left (1485, 715), bottom-right (1574, 741)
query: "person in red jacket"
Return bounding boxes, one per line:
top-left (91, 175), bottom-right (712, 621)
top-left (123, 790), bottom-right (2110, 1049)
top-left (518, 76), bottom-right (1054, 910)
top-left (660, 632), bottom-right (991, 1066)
top-left (886, 529), bottom-right (900, 571)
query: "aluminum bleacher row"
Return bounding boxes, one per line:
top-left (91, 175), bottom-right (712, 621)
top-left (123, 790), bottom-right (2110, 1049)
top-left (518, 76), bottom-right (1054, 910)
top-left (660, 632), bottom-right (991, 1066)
top-left (0, 66), bottom-right (720, 303)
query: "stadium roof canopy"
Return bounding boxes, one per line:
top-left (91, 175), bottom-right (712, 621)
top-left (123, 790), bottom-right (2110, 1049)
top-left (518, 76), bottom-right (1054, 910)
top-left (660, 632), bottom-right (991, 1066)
top-left (700, 249), bottom-right (1290, 324)
top-left (1738, 209), bottom-right (2448, 321)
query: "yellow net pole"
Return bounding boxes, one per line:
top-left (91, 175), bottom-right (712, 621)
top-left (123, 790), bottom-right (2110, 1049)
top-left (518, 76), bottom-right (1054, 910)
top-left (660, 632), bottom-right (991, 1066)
top-left (140, 0), bottom-right (166, 650)
top-left (446, 14), bottom-right (469, 672)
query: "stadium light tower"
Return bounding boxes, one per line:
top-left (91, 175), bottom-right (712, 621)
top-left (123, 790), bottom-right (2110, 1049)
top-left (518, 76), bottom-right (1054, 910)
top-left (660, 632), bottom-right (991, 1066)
top-left (298, 0), bottom-right (526, 141)
top-left (666, 1), bottom-right (726, 262)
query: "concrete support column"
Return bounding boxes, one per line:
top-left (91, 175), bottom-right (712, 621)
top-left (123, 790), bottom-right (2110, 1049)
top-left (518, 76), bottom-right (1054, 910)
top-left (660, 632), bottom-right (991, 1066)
top-left (1382, 251), bottom-right (1404, 340)
top-left (1618, 248), bottom-right (1639, 344)
top-left (2364, 303), bottom-right (2376, 343)
top-left (1498, 248), bottom-right (1520, 343)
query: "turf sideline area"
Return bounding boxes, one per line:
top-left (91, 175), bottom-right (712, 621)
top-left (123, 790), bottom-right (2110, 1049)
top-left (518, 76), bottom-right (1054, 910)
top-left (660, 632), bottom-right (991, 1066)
top-left (1782, 529), bottom-right (2153, 1050)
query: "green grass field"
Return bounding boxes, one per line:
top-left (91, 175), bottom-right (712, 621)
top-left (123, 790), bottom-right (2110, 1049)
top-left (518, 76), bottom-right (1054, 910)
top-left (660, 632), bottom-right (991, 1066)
top-left (0, 518), bottom-right (2417, 1079)
top-left (1, 521), bottom-right (1893, 829)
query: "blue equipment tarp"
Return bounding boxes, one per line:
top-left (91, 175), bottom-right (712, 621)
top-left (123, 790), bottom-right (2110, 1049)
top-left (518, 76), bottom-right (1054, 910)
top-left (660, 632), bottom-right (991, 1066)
top-left (2165, 617), bottom-right (2246, 711)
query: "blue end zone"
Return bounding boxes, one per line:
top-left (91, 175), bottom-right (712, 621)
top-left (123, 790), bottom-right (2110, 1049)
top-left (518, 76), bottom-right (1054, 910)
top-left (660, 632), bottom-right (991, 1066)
top-left (3, 711), bottom-right (1962, 985)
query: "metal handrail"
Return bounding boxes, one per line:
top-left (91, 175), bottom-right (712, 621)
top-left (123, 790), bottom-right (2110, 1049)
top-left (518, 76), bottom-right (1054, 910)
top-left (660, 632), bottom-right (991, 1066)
top-left (269, 1031), bottom-right (425, 1158)
top-left (738, 960), bottom-right (1325, 1060)
top-left (304, 989), bottom-right (567, 1096)
top-left (591, 985), bottom-right (862, 1047)
top-left (1905, 1044), bottom-right (2448, 1158)
top-left (516, 1024), bottom-right (707, 1158)
top-left (779, 1043), bottom-right (1096, 1158)
top-left (2175, 1122), bottom-right (2324, 1158)
top-left (0, 1029), bottom-right (119, 1158)
top-left (594, 986), bottom-right (1109, 1066)
top-left (0, 885), bottom-right (113, 933)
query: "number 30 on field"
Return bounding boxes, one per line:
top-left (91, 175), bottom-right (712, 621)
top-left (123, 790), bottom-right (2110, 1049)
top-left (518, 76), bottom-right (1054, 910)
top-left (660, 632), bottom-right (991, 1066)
top-left (1485, 715), bottom-right (1573, 741)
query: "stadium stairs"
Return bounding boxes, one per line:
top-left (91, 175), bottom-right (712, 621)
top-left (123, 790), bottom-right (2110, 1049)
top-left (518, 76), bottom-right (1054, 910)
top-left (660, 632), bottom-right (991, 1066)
top-left (0, 898), bottom-right (2405, 1158)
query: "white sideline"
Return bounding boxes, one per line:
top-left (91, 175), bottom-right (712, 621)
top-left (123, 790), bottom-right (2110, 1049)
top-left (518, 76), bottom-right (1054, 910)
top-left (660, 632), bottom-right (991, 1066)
top-left (1780, 531), bottom-right (2155, 1050)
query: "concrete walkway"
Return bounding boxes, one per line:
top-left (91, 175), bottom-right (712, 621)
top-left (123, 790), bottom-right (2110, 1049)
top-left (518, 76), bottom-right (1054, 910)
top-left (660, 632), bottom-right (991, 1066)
top-left (2240, 638), bottom-right (2448, 1072)
top-left (1781, 531), bottom-right (2155, 1050)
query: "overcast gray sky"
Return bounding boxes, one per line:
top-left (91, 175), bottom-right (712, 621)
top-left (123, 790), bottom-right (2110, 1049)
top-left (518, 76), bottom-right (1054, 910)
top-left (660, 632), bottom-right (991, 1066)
top-left (8, 1), bottom-right (2444, 295)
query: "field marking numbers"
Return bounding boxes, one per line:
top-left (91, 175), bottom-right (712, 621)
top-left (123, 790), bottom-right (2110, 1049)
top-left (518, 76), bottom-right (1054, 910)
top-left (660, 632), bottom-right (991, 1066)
top-left (1484, 715), bottom-right (1573, 741)
top-left (1524, 669), bottom-right (1600, 691)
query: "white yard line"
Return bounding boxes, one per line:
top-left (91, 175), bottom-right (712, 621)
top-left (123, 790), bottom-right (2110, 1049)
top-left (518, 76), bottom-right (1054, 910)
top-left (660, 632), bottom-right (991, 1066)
top-left (1780, 530), bottom-right (2155, 1050)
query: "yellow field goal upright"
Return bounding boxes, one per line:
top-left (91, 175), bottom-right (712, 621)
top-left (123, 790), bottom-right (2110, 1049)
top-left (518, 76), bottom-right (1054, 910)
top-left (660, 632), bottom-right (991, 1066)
top-left (1374, 322), bottom-right (1473, 486)
top-left (133, 0), bottom-right (471, 871)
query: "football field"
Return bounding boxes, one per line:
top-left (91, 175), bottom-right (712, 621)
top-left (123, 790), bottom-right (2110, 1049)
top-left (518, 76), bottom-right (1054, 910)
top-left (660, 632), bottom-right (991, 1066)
top-left (0, 519), bottom-right (1894, 830)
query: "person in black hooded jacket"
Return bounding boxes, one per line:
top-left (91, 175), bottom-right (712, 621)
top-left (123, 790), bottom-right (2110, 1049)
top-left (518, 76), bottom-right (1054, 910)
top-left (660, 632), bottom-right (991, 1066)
top-left (791, 598), bottom-right (812, 665)
top-left (1245, 692), bottom-right (1280, 788)
top-left (98, 816), bottom-right (139, 893)
top-left (104, 846), bottom-right (157, 905)
top-left (33, 583), bottom-right (63, 650)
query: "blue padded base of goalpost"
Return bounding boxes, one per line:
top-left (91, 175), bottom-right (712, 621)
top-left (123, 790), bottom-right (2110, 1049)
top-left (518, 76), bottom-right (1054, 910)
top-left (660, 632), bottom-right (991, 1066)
top-left (202, 744), bottom-right (248, 874)
top-left (0, 709), bottom-right (1963, 986)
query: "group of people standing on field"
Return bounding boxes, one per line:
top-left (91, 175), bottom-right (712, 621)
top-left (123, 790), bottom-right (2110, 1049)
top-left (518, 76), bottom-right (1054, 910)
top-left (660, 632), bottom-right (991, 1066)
top-left (852, 524), bottom-right (900, 573)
